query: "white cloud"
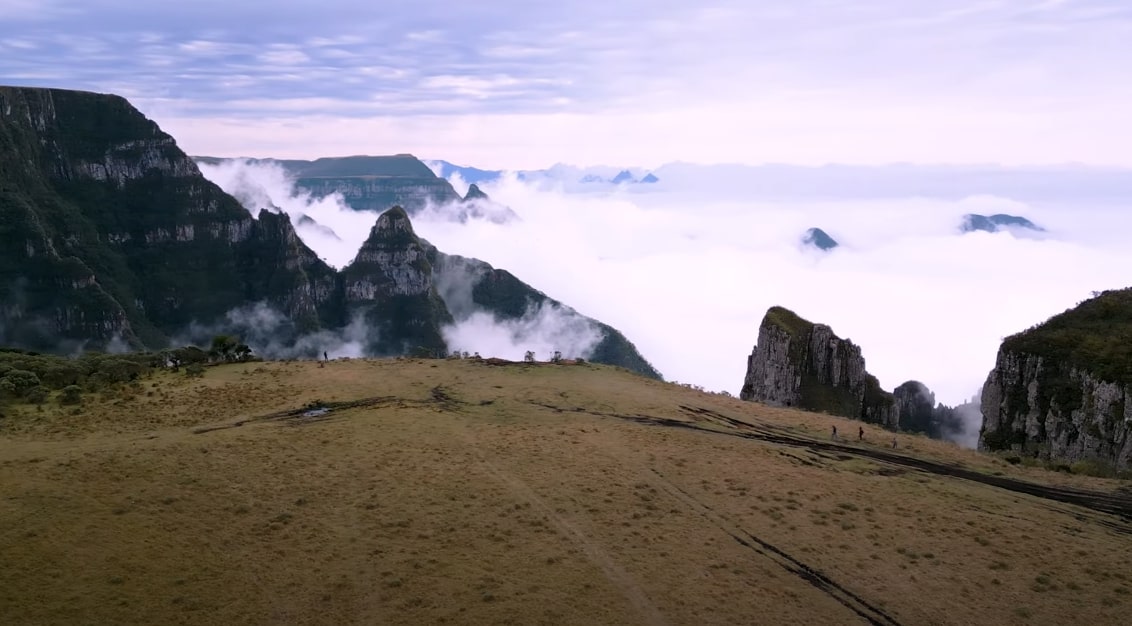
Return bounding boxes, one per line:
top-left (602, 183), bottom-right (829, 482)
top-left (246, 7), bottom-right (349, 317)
top-left (406, 171), bottom-right (1130, 416)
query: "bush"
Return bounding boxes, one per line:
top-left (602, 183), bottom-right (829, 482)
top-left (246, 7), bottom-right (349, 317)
top-left (24, 386), bottom-right (48, 405)
top-left (185, 363), bottom-right (206, 378)
top-left (59, 385), bottom-right (83, 405)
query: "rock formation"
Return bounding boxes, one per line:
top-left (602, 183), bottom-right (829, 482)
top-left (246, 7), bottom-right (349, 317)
top-left (740, 307), bottom-right (895, 425)
top-left (0, 86), bottom-right (661, 378)
top-left (802, 227), bottom-right (839, 251)
top-left (960, 213), bottom-right (1044, 234)
top-left (979, 289), bottom-right (1132, 470)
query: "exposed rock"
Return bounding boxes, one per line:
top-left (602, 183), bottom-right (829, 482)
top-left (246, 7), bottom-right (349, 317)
top-left (961, 213), bottom-right (1044, 234)
top-left (979, 289), bottom-right (1132, 470)
top-left (462, 183), bottom-right (489, 202)
top-left (802, 227), bottom-right (839, 251)
top-left (740, 306), bottom-right (895, 426)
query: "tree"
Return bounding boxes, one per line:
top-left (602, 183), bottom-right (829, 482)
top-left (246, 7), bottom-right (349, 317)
top-left (551, 351), bottom-right (563, 363)
top-left (523, 350), bottom-right (536, 363)
top-left (210, 335), bottom-right (239, 363)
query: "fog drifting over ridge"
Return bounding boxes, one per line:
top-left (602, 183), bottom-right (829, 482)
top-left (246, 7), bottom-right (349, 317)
top-left (197, 160), bottom-right (1132, 419)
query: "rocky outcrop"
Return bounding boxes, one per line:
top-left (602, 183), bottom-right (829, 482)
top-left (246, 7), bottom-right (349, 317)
top-left (802, 227), bottom-right (838, 251)
top-left (961, 213), bottom-right (1044, 234)
top-left (979, 290), bottom-right (1132, 469)
top-left (341, 208), bottom-right (451, 355)
top-left (740, 307), bottom-right (895, 425)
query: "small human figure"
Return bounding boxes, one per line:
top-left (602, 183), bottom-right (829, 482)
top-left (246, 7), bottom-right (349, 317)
top-left (831, 425), bottom-right (838, 441)
top-left (858, 426), bottom-right (864, 441)
top-left (323, 351), bottom-right (328, 362)
top-left (892, 437), bottom-right (898, 449)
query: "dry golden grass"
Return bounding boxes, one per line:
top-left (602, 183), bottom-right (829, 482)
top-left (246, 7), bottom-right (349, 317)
top-left (2, 358), bottom-right (1130, 625)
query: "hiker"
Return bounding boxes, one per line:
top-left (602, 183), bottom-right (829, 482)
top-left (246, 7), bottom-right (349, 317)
top-left (831, 425), bottom-right (838, 441)
top-left (892, 437), bottom-right (898, 449)
top-left (323, 351), bottom-right (328, 362)
top-left (858, 426), bottom-right (864, 441)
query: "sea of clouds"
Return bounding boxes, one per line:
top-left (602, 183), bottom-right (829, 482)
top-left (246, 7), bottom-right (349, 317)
top-left (198, 159), bottom-right (1132, 445)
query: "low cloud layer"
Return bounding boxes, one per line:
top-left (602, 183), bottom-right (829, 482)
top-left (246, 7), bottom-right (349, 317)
top-left (408, 171), bottom-right (1132, 410)
top-left (197, 161), bottom-right (1132, 445)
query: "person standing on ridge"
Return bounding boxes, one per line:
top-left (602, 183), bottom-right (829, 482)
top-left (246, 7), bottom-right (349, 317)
top-left (831, 425), bottom-right (838, 441)
top-left (858, 426), bottom-right (864, 441)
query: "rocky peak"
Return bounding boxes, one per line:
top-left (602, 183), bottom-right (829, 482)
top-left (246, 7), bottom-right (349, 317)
top-left (463, 183), bottom-right (490, 202)
top-left (740, 306), bottom-right (896, 426)
top-left (802, 227), bottom-right (839, 251)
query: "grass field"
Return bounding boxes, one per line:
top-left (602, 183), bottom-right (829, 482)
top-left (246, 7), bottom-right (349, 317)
top-left (2, 358), bottom-right (1130, 625)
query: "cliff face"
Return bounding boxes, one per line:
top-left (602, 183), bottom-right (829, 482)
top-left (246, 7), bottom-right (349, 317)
top-left (341, 207), bottom-right (451, 355)
top-left (1, 86), bottom-right (661, 378)
top-left (740, 307), bottom-right (895, 425)
top-left (979, 289), bottom-right (1132, 469)
top-left (0, 86), bottom-right (330, 350)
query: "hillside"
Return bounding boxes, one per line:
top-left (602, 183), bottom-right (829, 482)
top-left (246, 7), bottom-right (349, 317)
top-left (2, 358), bottom-right (1130, 625)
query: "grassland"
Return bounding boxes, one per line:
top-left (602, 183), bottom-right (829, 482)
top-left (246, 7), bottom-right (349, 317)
top-left (2, 358), bottom-right (1130, 625)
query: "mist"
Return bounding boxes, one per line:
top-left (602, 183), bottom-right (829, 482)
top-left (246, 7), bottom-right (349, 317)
top-left (407, 171), bottom-right (1132, 411)
top-left (174, 302), bottom-right (369, 361)
top-left (196, 160), bottom-right (1132, 446)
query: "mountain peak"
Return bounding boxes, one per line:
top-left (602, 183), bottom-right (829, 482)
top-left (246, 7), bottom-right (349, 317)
top-left (463, 183), bottom-right (490, 202)
top-left (802, 227), bottom-right (839, 251)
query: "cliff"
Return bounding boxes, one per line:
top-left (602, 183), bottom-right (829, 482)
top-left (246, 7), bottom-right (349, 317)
top-left (979, 289), bottom-right (1132, 470)
top-left (740, 307), bottom-right (895, 425)
top-left (0, 86), bottom-right (660, 377)
top-left (0, 86), bottom-right (332, 351)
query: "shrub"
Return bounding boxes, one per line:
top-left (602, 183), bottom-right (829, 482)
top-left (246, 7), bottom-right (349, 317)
top-left (24, 386), bottom-right (48, 405)
top-left (185, 363), bottom-right (206, 378)
top-left (59, 385), bottom-right (83, 405)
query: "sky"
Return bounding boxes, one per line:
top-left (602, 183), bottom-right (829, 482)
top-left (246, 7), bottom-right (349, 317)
top-left (3, 0), bottom-right (1132, 168)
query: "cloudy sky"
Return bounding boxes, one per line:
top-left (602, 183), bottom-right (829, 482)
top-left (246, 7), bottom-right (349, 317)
top-left (3, 0), bottom-right (1131, 168)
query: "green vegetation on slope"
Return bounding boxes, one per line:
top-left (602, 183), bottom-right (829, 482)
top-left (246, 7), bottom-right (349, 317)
top-left (1002, 288), bottom-right (1132, 386)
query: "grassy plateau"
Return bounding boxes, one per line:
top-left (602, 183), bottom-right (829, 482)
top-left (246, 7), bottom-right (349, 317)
top-left (2, 358), bottom-right (1130, 625)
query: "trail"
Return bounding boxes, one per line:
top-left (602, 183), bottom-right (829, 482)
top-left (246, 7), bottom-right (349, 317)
top-left (645, 468), bottom-right (903, 626)
top-left (528, 400), bottom-right (1132, 524)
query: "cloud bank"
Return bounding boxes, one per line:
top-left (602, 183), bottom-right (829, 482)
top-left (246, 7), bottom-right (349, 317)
top-left (198, 160), bottom-right (1132, 448)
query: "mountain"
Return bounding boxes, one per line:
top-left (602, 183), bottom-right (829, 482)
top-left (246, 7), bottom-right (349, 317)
top-left (611, 170), bottom-right (637, 184)
top-left (463, 183), bottom-right (490, 201)
top-left (739, 307), bottom-right (896, 426)
top-left (196, 154), bottom-right (464, 214)
top-left (640, 173), bottom-right (660, 184)
top-left (960, 213), bottom-right (1044, 234)
top-left (421, 242), bottom-right (662, 379)
top-left (0, 86), bottom-right (661, 378)
top-left (428, 160), bottom-right (503, 184)
top-left (0, 86), bottom-right (336, 351)
top-left (979, 288), bottom-right (1132, 471)
top-left (801, 227), bottom-right (839, 251)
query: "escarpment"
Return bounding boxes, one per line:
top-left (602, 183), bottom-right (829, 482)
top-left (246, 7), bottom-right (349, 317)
top-left (979, 289), bottom-right (1132, 470)
top-left (0, 86), bottom-right (660, 378)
